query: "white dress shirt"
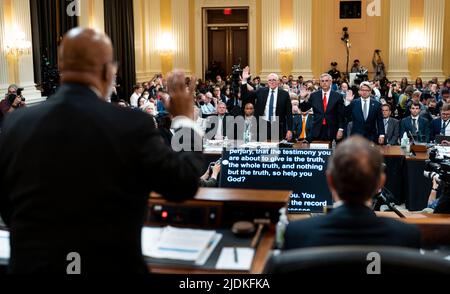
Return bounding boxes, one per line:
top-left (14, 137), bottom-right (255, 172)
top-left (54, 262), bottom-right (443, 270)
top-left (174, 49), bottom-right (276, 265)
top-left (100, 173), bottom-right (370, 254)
top-left (264, 88), bottom-right (278, 122)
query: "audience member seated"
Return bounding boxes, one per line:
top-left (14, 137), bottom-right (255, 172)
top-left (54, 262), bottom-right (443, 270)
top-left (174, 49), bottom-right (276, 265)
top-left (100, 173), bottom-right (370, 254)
top-left (430, 103), bottom-right (450, 142)
top-left (400, 101), bottom-right (430, 143)
top-left (381, 104), bottom-right (400, 145)
top-left (205, 102), bottom-right (234, 140)
top-left (284, 136), bottom-right (421, 250)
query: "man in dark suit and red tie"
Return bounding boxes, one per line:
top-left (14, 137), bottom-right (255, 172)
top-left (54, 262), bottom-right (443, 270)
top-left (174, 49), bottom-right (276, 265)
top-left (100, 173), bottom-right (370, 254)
top-left (240, 66), bottom-right (293, 141)
top-left (300, 73), bottom-right (345, 141)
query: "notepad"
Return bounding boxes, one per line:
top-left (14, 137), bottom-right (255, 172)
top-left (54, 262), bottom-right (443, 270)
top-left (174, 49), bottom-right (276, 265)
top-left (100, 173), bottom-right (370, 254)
top-left (215, 247), bottom-right (255, 270)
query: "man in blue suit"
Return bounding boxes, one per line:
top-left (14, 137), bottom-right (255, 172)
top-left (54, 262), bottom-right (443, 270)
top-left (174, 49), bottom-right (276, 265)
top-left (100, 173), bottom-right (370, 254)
top-left (345, 81), bottom-right (384, 144)
top-left (430, 103), bottom-right (450, 142)
top-left (400, 101), bottom-right (430, 143)
top-left (292, 106), bottom-right (313, 142)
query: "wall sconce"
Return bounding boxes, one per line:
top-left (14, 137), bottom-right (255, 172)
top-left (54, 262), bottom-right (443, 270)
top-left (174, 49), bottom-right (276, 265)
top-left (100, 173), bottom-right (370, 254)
top-left (158, 32), bottom-right (175, 55)
top-left (407, 29), bottom-right (426, 54)
top-left (5, 26), bottom-right (32, 57)
top-left (278, 31), bottom-right (295, 53)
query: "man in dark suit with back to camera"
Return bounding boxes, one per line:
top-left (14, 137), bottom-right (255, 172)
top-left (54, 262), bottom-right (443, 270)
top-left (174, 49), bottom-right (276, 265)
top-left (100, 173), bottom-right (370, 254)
top-left (284, 136), bottom-right (421, 250)
top-left (345, 81), bottom-right (385, 144)
top-left (300, 73), bottom-right (345, 142)
top-left (0, 27), bottom-right (204, 274)
top-left (240, 66), bottom-right (293, 141)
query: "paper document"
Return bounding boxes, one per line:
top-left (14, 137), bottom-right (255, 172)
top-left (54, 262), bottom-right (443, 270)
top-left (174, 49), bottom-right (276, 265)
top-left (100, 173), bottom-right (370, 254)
top-left (215, 247), bottom-right (255, 270)
top-left (0, 230), bottom-right (10, 259)
top-left (142, 226), bottom-right (220, 264)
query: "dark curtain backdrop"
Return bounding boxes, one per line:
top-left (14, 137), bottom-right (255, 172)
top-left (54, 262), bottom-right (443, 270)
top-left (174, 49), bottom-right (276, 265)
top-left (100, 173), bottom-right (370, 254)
top-left (104, 0), bottom-right (136, 102)
top-left (30, 0), bottom-right (77, 95)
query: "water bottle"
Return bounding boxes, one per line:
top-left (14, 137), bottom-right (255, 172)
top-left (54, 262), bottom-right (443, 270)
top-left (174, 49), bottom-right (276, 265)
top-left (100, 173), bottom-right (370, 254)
top-left (276, 208), bottom-right (289, 249)
top-left (223, 136), bottom-right (229, 149)
top-left (331, 139), bottom-right (336, 150)
top-left (400, 132), bottom-right (408, 148)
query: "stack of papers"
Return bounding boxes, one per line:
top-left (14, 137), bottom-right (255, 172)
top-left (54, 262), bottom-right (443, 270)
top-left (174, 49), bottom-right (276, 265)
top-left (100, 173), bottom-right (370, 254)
top-left (142, 226), bottom-right (222, 265)
top-left (0, 230), bottom-right (10, 259)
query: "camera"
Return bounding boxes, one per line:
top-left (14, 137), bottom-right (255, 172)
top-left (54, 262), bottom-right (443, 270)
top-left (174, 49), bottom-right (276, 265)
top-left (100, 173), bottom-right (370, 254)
top-left (341, 27), bottom-right (349, 42)
top-left (424, 148), bottom-right (450, 213)
top-left (17, 87), bottom-right (25, 101)
top-left (230, 63), bottom-right (243, 95)
top-left (353, 68), bottom-right (369, 86)
top-left (424, 148), bottom-right (450, 183)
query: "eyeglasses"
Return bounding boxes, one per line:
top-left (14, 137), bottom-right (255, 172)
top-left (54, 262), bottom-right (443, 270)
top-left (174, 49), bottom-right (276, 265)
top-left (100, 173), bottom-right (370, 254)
top-left (320, 80), bottom-right (331, 83)
top-left (360, 89), bottom-right (371, 92)
top-left (268, 79), bottom-right (277, 82)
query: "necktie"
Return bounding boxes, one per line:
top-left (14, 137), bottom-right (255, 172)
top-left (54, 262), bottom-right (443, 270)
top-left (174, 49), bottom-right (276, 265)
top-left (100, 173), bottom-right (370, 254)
top-left (300, 116), bottom-right (307, 139)
top-left (363, 99), bottom-right (369, 121)
top-left (322, 93), bottom-right (327, 125)
top-left (384, 119), bottom-right (388, 134)
top-left (268, 90), bottom-right (275, 121)
top-left (412, 118), bottom-right (418, 134)
top-left (441, 120), bottom-right (448, 135)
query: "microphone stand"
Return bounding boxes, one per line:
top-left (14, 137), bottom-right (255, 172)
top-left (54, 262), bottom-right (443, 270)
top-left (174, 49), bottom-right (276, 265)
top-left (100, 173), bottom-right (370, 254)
top-left (373, 191), bottom-right (405, 218)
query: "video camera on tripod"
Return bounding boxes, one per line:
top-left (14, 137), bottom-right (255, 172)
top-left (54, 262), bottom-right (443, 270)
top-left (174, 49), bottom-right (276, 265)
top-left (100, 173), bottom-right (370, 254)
top-left (230, 62), bottom-right (243, 95)
top-left (424, 148), bottom-right (450, 185)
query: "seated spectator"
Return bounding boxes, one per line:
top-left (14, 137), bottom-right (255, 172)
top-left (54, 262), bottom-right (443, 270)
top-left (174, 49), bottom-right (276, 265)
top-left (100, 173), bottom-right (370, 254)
top-left (430, 103), bottom-right (450, 141)
top-left (382, 104), bottom-right (400, 145)
top-left (200, 92), bottom-right (216, 117)
top-left (130, 84), bottom-right (143, 107)
top-left (205, 102), bottom-right (234, 140)
top-left (284, 136), bottom-right (421, 250)
top-left (400, 102), bottom-right (430, 143)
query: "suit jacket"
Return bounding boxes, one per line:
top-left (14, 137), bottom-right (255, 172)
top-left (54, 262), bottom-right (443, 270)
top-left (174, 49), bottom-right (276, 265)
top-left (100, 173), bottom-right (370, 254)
top-left (205, 114), bottom-right (236, 140)
top-left (292, 114), bottom-right (313, 142)
top-left (384, 117), bottom-right (400, 145)
top-left (346, 98), bottom-right (384, 142)
top-left (0, 83), bottom-right (204, 273)
top-left (300, 90), bottom-right (345, 140)
top-left (430, 118), bottom-right (448, 142)
top-left (241, 85), bottom-right (293, 137)
top-left (400, 116), bottom-right (430, 143)
top-left (284, 204), bottom-right (421, 249)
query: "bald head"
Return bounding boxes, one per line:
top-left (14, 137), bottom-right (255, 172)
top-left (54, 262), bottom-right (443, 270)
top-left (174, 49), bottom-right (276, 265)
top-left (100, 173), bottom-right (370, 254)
top-left (59, 27), bottom-right (115, 99)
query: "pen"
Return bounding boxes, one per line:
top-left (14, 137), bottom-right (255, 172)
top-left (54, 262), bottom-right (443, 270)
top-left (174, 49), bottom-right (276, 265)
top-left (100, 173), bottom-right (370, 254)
top-left (233, 247), bottom-right (238, 263)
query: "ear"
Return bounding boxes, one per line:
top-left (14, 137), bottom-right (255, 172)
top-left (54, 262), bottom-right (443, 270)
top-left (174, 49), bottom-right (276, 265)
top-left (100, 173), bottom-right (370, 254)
top-left (326, 172), bottom-right (340, 202)
top-left (378, 172), bottom-right (386, 191)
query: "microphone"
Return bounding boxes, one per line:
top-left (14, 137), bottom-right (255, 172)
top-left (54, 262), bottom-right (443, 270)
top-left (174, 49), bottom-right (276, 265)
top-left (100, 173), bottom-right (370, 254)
top-left (408, 131), bottom-right (416, 145)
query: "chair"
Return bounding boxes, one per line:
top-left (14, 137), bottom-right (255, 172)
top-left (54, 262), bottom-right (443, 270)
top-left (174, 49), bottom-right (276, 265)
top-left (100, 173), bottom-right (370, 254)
top-left (263, 246), bottom-right (450, 274)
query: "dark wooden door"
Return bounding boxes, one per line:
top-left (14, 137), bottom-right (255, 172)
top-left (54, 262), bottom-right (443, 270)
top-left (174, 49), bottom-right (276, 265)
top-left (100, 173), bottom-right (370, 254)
top-left (207, 26), bottom-right (248, 79)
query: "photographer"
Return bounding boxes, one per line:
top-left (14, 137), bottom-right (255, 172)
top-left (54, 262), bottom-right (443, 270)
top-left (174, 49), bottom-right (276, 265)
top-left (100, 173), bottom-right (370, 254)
top-left (424, 149), bottom-right (450, 213)
top-left (200, 162), bottom-right (221, 187)
top-left (372, 50), bottom-right (386, 81)
top-left (0, 92), bottom-right (26, 115)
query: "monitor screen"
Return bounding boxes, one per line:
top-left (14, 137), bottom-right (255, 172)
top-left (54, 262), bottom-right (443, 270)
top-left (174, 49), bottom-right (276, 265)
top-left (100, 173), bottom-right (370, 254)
top-left (219, 148), bottom-right (333, 213)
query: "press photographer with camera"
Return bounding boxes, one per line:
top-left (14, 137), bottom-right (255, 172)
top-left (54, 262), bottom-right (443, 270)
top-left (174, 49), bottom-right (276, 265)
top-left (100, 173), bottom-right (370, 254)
top-left (424, 148), bottom-right (450, 213)
top-left (372, 49), bottom-right (386, 81)
top-left (0, 86), bottom-right (26, 129)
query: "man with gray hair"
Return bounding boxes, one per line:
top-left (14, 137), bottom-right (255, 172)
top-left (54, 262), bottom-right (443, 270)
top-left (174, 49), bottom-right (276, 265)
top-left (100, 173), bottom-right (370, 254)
top-left (241, 66), bottom-right (292, 141)
top-left (300, 73), bottom-right (345, 142)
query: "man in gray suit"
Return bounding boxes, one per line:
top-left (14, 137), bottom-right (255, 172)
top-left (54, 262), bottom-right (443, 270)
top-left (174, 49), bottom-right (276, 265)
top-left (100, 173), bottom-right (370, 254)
top-left (382, 104), bottom-right (400, 145)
